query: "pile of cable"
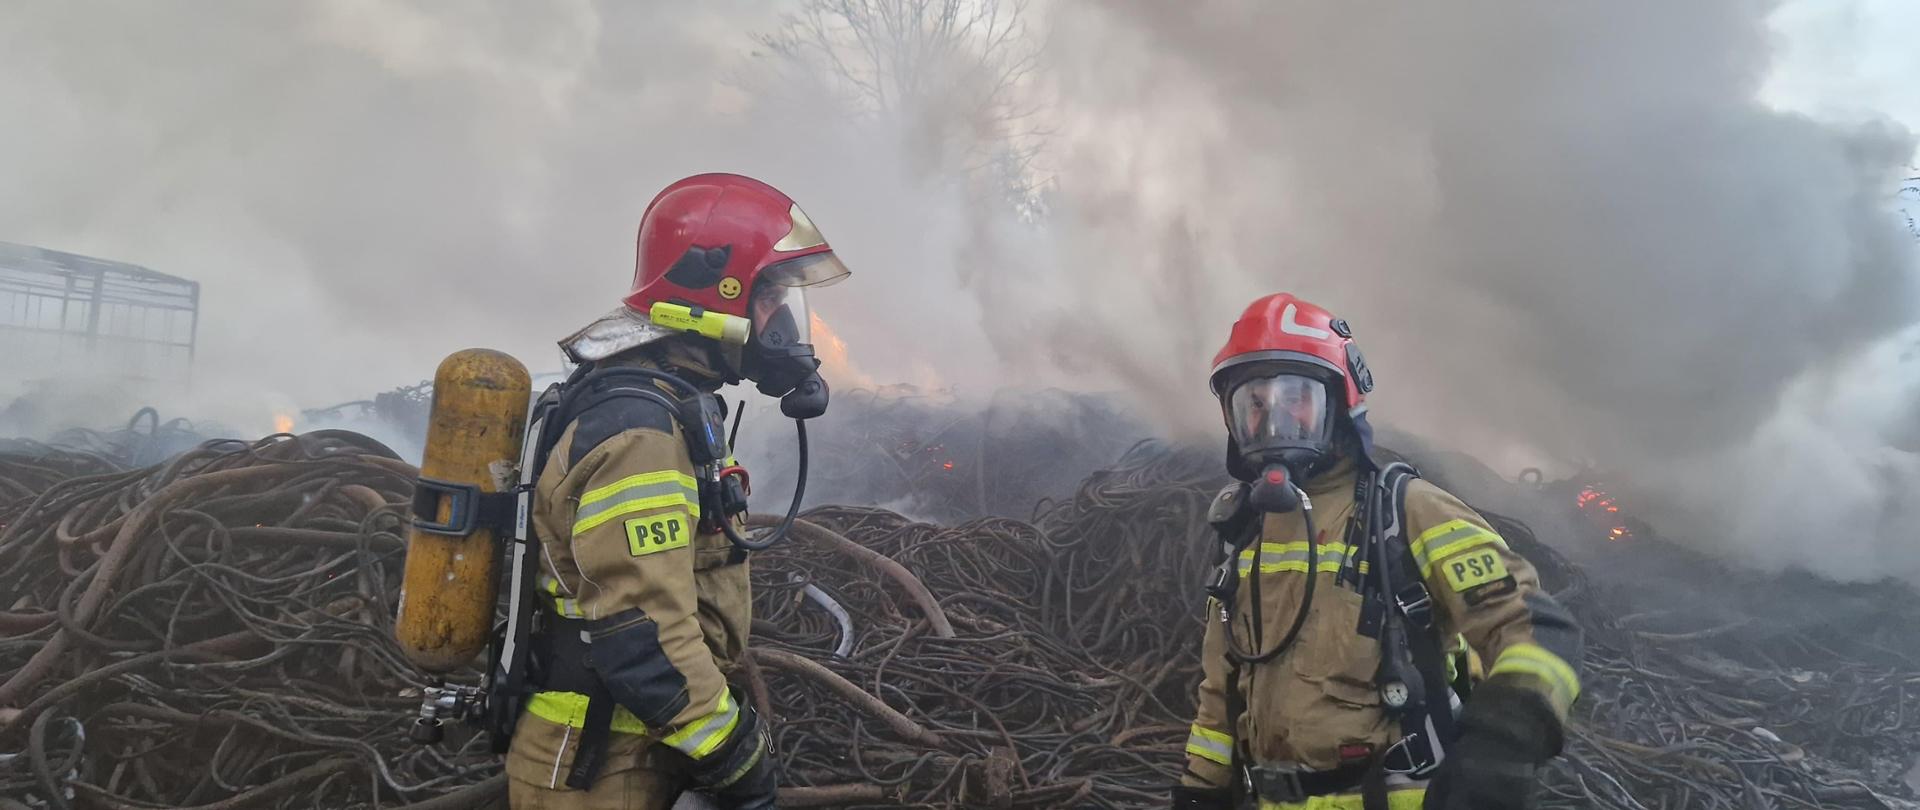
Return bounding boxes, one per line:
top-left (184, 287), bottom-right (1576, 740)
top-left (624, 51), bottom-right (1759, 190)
top-left (0, 432), bottom-right (501, 810)
top-left (4, 431), bottom-right (1919, 809)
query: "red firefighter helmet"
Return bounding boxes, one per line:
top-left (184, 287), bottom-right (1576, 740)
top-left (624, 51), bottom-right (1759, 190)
top-left (626, 173), bottom-right (849, 323)
top-left (559, 174), bottom-right (850, 377)
top-left (1212, 293), bottom-right (1371, 411)
top-left (1211, 293), bottom-right (1376, 479)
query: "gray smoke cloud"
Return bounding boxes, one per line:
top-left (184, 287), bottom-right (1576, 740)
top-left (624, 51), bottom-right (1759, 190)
top-left (3, 1), bottom-right (1917, 580)
top-left (966, 0), bottom-right (1920, 579)
top-left (0, 0), bottom-right (1001, 423)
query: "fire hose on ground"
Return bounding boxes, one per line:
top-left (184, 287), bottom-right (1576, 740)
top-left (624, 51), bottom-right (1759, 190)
top-left (0, 433), bottom-right (1917, 808)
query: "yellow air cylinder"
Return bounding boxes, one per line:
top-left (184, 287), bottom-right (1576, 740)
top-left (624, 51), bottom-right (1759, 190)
top-left (395, 348), bottom-right (531, 673)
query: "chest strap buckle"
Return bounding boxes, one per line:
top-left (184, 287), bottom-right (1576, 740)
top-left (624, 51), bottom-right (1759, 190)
top-left (1245, 763), bottom-right (1309, 804)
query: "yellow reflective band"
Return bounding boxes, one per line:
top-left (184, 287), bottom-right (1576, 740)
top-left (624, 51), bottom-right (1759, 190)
top-left (579, 470), bottom-right (698, 505)
top-left (574, 470), bottom-right (699, 534)
top-left (553, 596), bottom-right (583, 618)
top-left (1236, 560), bottom-right (1361, 575)
top-left (1412, 519), bottom-right (1506, 577)
top-left (538, 576), bottom-right (584, 617)
top-left (1239, 541), bottom-right (1310, 555)
top-left (1185, 724), bottom-right (1233, 765)
top-left (525, 691), bottom-right (650, 734)
top-left (1235, 542), bottom-right (1367, 576)
top-left (1256, 788), bottom-right (1426, 809)
top-left (1489, 643), bottom-right (1582, 716)
top-left (662, 691), bottom-right (742, 760)
top-left (574, 495), bottom-right (699, 535)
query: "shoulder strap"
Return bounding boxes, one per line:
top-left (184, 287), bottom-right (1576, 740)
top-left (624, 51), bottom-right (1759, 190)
top-left (1375, 464), bottom-right (1460, 776)
top-left (549, 365), bottom-right (724, 467)
top-left (1203, 482), bottom-right (1256, 604)
top-left (484, 380), bottom-right (566, 754)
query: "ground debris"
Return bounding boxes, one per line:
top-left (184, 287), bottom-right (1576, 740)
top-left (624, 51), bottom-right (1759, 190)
top-left (1, 431), bottom-right (1916, 809)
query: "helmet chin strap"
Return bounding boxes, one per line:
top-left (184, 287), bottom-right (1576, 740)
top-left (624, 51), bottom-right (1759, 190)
top-left (713, 342), bottom-right (746, 386)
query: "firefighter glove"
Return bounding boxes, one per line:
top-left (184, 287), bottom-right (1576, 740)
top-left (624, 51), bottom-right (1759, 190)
top-left (686, 702), bottom-right (779, 810)
top-left (1426, 677), bottom-right (1561, 810)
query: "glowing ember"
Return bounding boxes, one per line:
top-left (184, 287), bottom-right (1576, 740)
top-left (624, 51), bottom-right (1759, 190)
top-left (942, 461), bottom-right (955, 471)
top-left (1577, 485), bottom-right (1634, 541)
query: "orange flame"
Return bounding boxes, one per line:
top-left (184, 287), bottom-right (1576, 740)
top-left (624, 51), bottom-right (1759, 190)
top-left (809, 312), bottom-right (874, 388)
top-left (273, 413), bottom-right (296, 434)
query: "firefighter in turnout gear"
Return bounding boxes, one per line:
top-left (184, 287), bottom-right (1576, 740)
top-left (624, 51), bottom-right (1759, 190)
top-left (505, 173), bottom-right (849, 809)
top-left (1171, 294), bottom-right (1583, 810)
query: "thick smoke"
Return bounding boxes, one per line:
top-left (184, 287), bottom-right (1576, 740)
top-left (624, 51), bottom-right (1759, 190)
top-left (3, 2), bottom-right (1917, 580)
top-left (972, 1), bottom-right (1920, 579)
top-left (0, 0), bottom-right (1002, 426)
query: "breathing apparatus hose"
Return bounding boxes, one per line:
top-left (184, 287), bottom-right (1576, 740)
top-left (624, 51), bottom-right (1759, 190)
top-left (1220, 486), bottom-right (1317, 799)
top-left (1228, 487), bottom-right (1317, 665)
top-left (721, 418), bottom-right (809, 552)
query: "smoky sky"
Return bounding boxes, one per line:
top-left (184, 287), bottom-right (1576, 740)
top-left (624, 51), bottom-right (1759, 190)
top-left (987, 0), bottom-right (1920, 578)
top-left (0, 0), bottom-right (998, 413)
top-left (3, 1), bottom-right (1917, 580)
top-left (1009, 1), bottom-right (1916, 446)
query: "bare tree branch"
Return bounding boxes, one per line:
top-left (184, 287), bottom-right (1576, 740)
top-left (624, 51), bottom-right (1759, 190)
top-left (747, 0), bottom-right (1051, 217)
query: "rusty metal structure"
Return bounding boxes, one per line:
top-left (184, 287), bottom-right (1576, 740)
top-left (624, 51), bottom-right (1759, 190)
top-left (0, 241), bottom-right (199, 382)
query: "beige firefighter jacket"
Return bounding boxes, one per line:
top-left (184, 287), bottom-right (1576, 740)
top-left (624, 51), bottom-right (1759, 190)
top-left (1182, 459), bottom-right (1582, 787)
top-left (505, 346), bottom-right (752, 793)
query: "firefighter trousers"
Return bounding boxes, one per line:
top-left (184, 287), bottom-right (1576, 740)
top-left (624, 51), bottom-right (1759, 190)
top-left (506, 712), bottom-right (689, 810)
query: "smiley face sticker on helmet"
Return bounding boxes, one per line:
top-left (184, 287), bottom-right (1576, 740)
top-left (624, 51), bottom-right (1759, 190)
top-left (718, 277), bottom-right (743, 300)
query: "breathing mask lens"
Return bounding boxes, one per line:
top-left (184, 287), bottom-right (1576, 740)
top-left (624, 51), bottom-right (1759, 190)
top-left (751, 283), bottom-right (810, 350)
top-left (1227, 373), bottom-right (1331, 456)
top-left (742, 275), bottom-right (821, 401)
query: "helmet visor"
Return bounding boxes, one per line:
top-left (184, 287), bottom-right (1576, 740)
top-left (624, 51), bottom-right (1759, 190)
top-left (761, 251), bottom-right (850, 289)
top-left (1227, 373), bottom-right (1331, 452)
top-left (752, 252), bottom-right (848, 349)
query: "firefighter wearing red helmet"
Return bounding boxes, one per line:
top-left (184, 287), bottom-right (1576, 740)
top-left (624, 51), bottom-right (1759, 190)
top-left (1172, 294), bottom-right (1583, 810)
top-left (504, 173), bottom-right (848, 809)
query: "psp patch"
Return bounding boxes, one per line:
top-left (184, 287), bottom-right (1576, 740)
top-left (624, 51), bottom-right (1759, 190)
top-left (625, 514), bottom-right (691, 557)
top-left (1439, 549), bottom-right (1508, 593)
